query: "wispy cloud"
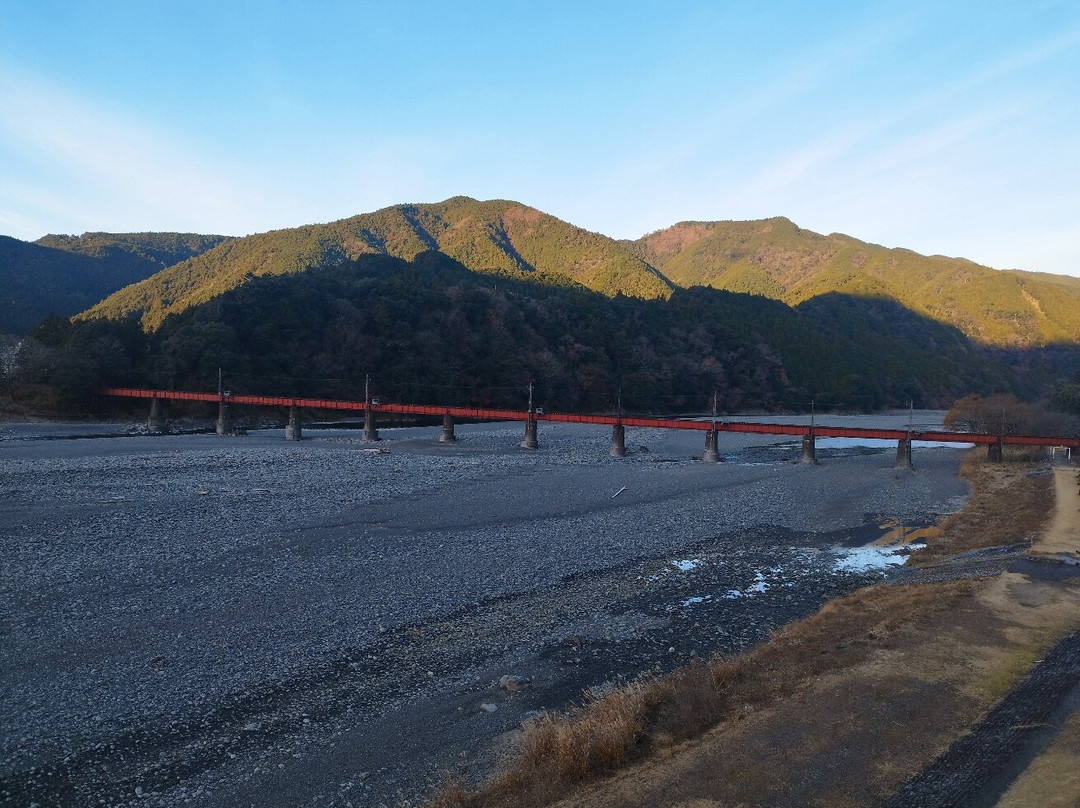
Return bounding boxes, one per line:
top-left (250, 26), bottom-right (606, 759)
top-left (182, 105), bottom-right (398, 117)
top-left (0, 66), bottom-right (255, 237)
top-left (744, 18), bottom-right (1080, 201)
top-left (665, 20), bottom-right (1080, 272)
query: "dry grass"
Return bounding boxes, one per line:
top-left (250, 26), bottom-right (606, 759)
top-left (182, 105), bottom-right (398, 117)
top-left (428, 581), bottom-right (977, 808)
top-left (909, 450), bottom-right (1053, 564)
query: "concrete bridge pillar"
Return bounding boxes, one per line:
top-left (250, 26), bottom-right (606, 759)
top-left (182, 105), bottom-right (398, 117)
top-left (285, 405), bottom-right (302, 441)
top-left (895, 436), bottom-right (913, 469)
top-left (148, 397), bottom-right (166, 434)
top-left (800, 429), bottom-right (817, 464)
top-left (702, 427), bottom-right (720, 463)
top-left (610, 423), bottom-right (627, 457)
top-left (439, 413), bottom-right (457, 443)
top-left (521, 417), bottom-right (539, 450)
top-left (363, 406), bottom-right (380, 442)
top-left (987, 441), bottom-right (1003, 463)
top-left (216, 401), bottom-right (233, 436)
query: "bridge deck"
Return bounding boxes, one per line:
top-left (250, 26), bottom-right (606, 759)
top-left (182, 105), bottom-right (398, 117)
top-left (100, 388), bottom-right (1080, 448)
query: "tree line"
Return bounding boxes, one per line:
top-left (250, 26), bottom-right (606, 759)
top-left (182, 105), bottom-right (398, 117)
top-left (3, 251), bottom-right (1079, 420)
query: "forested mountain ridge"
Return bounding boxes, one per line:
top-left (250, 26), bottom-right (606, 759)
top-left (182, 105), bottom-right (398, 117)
top-left (54, 252), bottom-right (1032, 413)
top-left (0, 232), bottom-right (230, 335)
top-left (80, 198), bottom-right (672, 330)
top-left (36, 231), bottom-right (232, 275)
top-left (8, 199), bottom-right (1080, 414)
top-left (625, 217), bottom-right (1080, 348)
top-left (13, 248), bottom-right (1080, 414)
top-left (77, 200), bottom-right (1080, 351)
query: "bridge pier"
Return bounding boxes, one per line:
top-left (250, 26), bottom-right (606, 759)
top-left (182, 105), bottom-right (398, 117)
top-left (439, 414), bottom-right (457, 443)
top-left (216, 400), bottom-right (234, 435)
top-left (800, 429), bottom-right (817, 464)
top-left (521, 417), bottom-right (539, 450)
top-left (987, 441), bottom-right (1003, 463)
top-left (895, 436), bottom-right (913, 469)
top-left (285, 405), bottom-right (302, 441)
top-left (363, 406), bottom-right (380, 442)
top-left (610, 423), bottom-right (627, 457)
top-left (147, 397), bottom-right (166, 434)
top-left (702, 427), bottom-right (720, 463)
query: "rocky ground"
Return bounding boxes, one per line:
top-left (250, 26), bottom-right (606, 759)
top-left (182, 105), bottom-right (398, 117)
top-left (0, 414), bottom-right (970, 807)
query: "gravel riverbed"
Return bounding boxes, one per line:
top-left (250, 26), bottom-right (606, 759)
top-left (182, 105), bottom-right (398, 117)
top-left (1, 415), bottom-right (970, 807)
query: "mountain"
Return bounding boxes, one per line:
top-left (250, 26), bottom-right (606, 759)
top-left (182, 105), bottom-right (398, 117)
top-left (82, 198), bottom-right (672, 330)
top-left (0, 232), bottom-right (230, 336)
top-left (36, 231), bottom-right (232, 276)
top-left (12, 199), bottom-right (1079, 412)
top-left (82, 202), bottom-right (1080, 352)
top-left (625, 217), bottom-right (1080, 348)
top-left (17, 247), bottom-right (1079, 414)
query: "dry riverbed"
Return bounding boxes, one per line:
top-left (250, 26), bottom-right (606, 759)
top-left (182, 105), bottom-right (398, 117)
top-left (1, 415), bottom-right (970, 807)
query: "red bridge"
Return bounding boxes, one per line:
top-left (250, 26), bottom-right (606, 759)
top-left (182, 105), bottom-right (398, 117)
top-left (101, 387), bottom-right (1080, 465)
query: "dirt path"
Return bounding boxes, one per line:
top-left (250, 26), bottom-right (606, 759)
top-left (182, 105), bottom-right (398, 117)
top-left (1030, 466), bottom-right (1080, 559)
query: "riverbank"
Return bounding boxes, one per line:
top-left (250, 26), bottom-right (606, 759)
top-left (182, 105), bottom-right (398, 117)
top-left (432, 456), bottom-right (1080, 808)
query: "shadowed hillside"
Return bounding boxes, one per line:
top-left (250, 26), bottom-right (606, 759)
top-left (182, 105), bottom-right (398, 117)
top-left (50, 252), bottom-right (1058, 414)
top-left (35, 231), bottom-right (232, 274)
top-left (0, 232), bottom-right (230, 336)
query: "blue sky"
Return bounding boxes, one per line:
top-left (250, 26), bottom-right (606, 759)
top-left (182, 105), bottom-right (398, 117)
top-left (2, 1), bottom-right (1079, 275)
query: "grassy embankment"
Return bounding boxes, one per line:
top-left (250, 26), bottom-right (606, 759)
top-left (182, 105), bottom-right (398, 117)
top-left (430, 451), bottom-right (1077, 808)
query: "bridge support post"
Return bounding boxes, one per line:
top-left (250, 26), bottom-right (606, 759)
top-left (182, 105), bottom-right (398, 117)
top-left (439, 413), bottom-right (457, 443)
top-left (363, 406), bottom-right (380, 442)
top-left (610, 422), bottom-right (627, 457)
top-left (800, 429), bottom-right (817, 464)
top-left (521, 417), bottom-right (539, 450)
top-left (286, 405), bottom-right (302, 441)
top-left (216, 401), bottom-right (233, 435)
top-left (987, 441), bottom-right (1003, 463)
top-left (148, 397), bottom-right (166, 434)
top-left (702, 427), bottom-right (720, 462)
top-left (895, 436), bottom-right (913, 469)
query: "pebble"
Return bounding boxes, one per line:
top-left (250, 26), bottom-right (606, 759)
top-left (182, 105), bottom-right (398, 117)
top-left (498, 674), bottom-right (530, 692)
